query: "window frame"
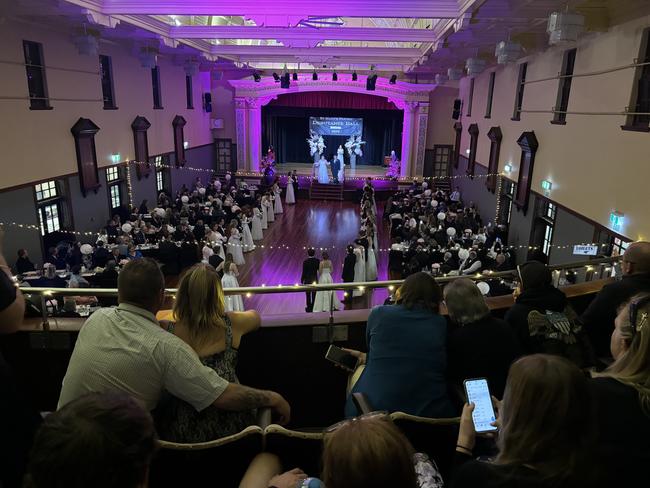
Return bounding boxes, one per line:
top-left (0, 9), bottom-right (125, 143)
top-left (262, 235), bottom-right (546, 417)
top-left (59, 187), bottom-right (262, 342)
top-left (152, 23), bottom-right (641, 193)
top-left (485, 71), bottom-right (495, 118)
top-left (34, 180), bottom-right (65, 236)
top-left (23, 40), bottom-right (51, 110)
top-left (99, 54), bottom-right (117, 110)
top-left (151, 66), bottom-right (163, 110)
top-left (552, 48), bottom-right (577, 125)
top-left (185, 74), bottom-right (194, 109)
top-left (154, 155), bottom-right (170, 194)
top-left (105, 166), bottom-right (123, 211)
top-left (35, 180), bottom-right (58, 201)
top-left (512, 62), bottom-right (528, 121)
top-left (622, 28), bottom-right (650, 132)
top-left (466, 77), bottom-right (474, 117)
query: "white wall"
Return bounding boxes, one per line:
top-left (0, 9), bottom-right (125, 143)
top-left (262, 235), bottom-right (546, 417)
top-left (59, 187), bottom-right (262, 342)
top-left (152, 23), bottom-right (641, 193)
top-left (426, 85), bottom-right (459, 148)
top-left (0, 19), bottom-right (213, 189)
top-left (456, 15), bottom-right (650, 241)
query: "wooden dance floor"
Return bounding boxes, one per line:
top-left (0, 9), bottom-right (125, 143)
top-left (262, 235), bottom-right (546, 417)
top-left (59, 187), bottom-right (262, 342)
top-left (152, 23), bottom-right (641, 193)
top-left (236, 199), bottom-right (390, 315)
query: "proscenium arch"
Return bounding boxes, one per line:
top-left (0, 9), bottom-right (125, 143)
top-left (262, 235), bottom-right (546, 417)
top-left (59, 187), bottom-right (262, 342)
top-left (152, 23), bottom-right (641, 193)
top-left (229, 76), bottom-right (436, 175)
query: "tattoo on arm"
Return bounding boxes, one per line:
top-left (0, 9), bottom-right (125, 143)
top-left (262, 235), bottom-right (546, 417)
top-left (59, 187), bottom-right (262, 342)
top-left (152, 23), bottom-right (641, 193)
top-left (219, 384), bottom-right (273, 410)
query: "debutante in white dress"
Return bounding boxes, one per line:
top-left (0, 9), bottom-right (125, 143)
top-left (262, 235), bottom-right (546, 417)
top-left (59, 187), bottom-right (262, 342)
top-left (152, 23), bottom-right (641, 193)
top-left (315, 159), bottom-right (330, 184)
top-left (241, 217), bottom-right (255, 253)
top-left (260, 202), bottom-right (268, 230)
top-left (273, 184), bottom-right (284, 214)
top-left (201, 244), bottom-right (214, 264)
top-left (285, 177), bottom-right (296, 205)
top-left (312, 261), bottom-right (342, 312)
top-left (227, 231), bottom-right (246, 266)
top-left (352, 247), bottom-right (366, 297)
top-left (264, 196), bottom-right (275, 223)
top-left (221, 263), bottom-right (244, 312)
top-left (338, 164), bottom-right (345, 183)
top-left (206, 230), bottom-right (226, 260)
top-left (366, 242), bottom-right (378, 281)
top-left (252, 208), bottom-right (264, 240)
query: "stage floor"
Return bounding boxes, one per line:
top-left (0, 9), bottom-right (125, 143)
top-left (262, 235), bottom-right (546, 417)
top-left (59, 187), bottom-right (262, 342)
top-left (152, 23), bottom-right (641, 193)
top-left (275, 163), bottom-right (387, 179)
top-left (235, 199), bottom-right (390, 315)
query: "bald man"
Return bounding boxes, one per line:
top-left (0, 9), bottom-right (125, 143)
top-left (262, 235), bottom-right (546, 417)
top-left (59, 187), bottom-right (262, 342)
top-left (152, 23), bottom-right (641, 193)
top-left (581, 241), bottom-right (650, 357)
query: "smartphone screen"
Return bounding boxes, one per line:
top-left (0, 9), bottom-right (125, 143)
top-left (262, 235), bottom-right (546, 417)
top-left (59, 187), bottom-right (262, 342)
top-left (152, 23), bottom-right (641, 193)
top-left (325, 345), bottom-right (359, 371)
top-left (464, 378), bottom-right (498, 433)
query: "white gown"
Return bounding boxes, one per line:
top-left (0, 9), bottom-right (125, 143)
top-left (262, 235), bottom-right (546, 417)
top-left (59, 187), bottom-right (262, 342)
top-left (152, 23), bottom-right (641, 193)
top-left (265, 198), bottom-right (275, 223)
top-left (352, 248), bottom-right (366, 297)
top-left (227, 233), bottom-right (245, 265)
top-left (260, 203), bottom-right (268, 230)
top-left (366, 243), bottom-right (378, 281)
top-left (338, 164), bottom-right (345, 183)
top-left (201, 245), bottom-right (214, 264)
top-left (285, 179), bottom-right (296, 204)
top-left (252, 208), bottom-right (264, 240)
top-left (241, 218), bottom-right (255, 252)
top-left (274, 186), bottom-right (284, 214)
top-left (312, 264), bottom-right (342, 312)
top-left (222, 265), bottom-right (244, 312)
top-left (315, 160), bottom-right (330, 184)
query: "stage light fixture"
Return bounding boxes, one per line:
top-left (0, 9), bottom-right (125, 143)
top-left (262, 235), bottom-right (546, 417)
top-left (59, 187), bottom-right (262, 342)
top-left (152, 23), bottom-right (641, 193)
top-left (332, 71), bottom-right (338, 81)
top-left (253, 73), bottom-right (261, 82)
top-left (272, 72), bottom-right (280, 82)
top-left (312, 71), bottom-right (318, 80)
top-left (352, 72), bottom-right (358, 81)
top-left (293, 71), bottom-right (298, 81)
top-left (389, 74), bottom-right (397, 84)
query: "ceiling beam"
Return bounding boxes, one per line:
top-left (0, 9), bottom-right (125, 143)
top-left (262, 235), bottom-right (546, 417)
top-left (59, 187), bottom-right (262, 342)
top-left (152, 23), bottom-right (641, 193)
top-left (170, 25), bottom-right (439, 42)
top-left (209, 45), bottom-right (422, 58)
top-left (97, 0), bottom-right (461, 18)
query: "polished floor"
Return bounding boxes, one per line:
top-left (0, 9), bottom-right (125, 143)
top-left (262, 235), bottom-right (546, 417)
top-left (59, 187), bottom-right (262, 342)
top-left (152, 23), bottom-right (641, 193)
top-left (235, 198), bottom-right (390, 315)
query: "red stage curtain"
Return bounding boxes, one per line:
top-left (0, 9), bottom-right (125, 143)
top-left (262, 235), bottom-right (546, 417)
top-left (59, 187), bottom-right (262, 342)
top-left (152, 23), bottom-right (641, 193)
top-left (268, 91), bottom-right (399, 111)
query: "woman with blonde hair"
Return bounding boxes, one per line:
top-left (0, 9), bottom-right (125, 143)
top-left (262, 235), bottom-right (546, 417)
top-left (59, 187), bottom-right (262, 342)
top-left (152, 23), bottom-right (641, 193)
top-left (590, 293), bottom-right (650, 486)
top-left (154, 263), bottom-right (260, 442)
top-left (452, 354), bottom-right (597, 487)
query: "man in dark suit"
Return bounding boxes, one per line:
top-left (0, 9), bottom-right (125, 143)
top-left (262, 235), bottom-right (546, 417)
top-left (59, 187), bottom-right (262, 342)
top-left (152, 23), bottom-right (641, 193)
top-left (92, 241), bottom-right (111, 269)
top-left (301, 248), bottom-right (320, 313)
top-left (331, 155), bottom-right (340, 184)
top-left (342, 245), bottom-right (356, 303)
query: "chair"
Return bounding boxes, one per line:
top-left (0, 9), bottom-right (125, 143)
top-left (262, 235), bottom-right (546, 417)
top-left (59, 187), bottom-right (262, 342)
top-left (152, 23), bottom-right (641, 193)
top-left (148, 425), bottom-right (264, 488)
top-left (264, 424), bottom-right (324, 476)
top-left (390, 412), bottom-right (460, 481)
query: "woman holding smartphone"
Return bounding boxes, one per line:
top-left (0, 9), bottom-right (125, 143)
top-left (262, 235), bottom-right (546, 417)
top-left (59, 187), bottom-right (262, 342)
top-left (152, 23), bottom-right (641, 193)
top-left (452, 354), bottom-right (598, 488)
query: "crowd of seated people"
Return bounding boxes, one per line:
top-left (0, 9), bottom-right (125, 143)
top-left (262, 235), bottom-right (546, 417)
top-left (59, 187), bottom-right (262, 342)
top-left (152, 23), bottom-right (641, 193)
top-left (383, 182), bottom-right (514, 296)
top-left (2, 185), bottom-right (650, 487)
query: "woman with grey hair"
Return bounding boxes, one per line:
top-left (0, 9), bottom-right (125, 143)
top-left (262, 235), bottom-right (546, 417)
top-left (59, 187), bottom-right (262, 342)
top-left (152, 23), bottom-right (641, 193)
top-left (444, 278), bottom-right (521, 399)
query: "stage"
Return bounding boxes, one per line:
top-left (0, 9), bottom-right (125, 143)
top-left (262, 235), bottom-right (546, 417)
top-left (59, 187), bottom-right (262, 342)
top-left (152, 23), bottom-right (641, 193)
top-left (274, 163), bottom-right (388, 179)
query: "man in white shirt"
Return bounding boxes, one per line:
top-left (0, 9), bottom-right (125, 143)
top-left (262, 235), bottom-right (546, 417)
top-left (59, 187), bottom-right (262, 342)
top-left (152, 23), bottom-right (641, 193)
top-left (58, 258), bottom-right (290, 423)
top-left (450, 186), bottom-right (462, 203)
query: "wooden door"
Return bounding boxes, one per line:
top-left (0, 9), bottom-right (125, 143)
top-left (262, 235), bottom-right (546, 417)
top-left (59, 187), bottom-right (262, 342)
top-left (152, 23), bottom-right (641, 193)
top-left (432, 145), bottom-right (453, 177)
top-left (215, 139), bottom-right (233, 173)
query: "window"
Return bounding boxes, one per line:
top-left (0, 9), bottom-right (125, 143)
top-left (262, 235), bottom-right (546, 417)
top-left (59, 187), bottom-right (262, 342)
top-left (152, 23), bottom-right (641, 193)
top-left (185, 75), bottom-right (194, 109)
top-left (38, 203), bottom-right (61, 235)
top-left (505, 181), bottom-right (515, 224)
top-left (34, 180), bottom-right (64, 235)
top-left (99, 55), bottom-right (117, 109)
top-left (151, 66), bottom-right (163, 109)
top-left (545, 202), bottom-right (557, 220)
top-left (623, 29), bottom-right (650, 131)
top-left (35, 180), bottom-right (57, 201)
top-left (553, 49), bottom-right (577, 124)
top-left (466, 78), bottom-right (474, 116)
top-left (109, 184), bottom-right (121, 209)
top-left (512, 62), bottom-right (528, 120)
top-left (542, 223), bottom-right (554, 256)
top-left (485, 72), bottom-right (495, 118)
top-left (105, 166), bottom-right (119, 182)
top-left (498, 179), bottom-right (515, 226)
top-left (23, 40), bottom-right (50, 110)
top-left (154, 155), bottom-right (169, 193)
top-left (105, 167), bottom-right (122, 210)
top-left (612, 237), bottom-right (630, 257)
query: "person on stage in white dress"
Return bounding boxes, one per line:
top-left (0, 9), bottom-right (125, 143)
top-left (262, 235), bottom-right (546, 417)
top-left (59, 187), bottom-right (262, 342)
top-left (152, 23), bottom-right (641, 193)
top-left (241, 214), bottom-right (255, 252)
top-left (227, 227), bottom-right (245, 266)
top-left (259, 197), bottom-right (268, 230)
top-left (314, 155), bottom-right (330, 184)
top-left (312, 252), bottom-right (342, 312)
top-left (352, 246), bottom-right (366, 297)
top-left (263, 192), bottom-right (274, 223)
top-left (285, 172), bottom-right (296, 205)
top-left (252, 206), bottom-right (264, 240)
top-left (221, 255), bottom-right (244, 312)
top-left (338, 162), bottom-right (345, 184)
top-left (272, 180), bottom-right (283, 214)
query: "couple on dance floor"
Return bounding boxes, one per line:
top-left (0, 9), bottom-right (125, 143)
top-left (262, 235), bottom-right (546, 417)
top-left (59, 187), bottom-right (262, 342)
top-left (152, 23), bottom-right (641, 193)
top-left (314, 150), bottom-right (345, 184)
top-left (301, 248), bottom-right (342, 312)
